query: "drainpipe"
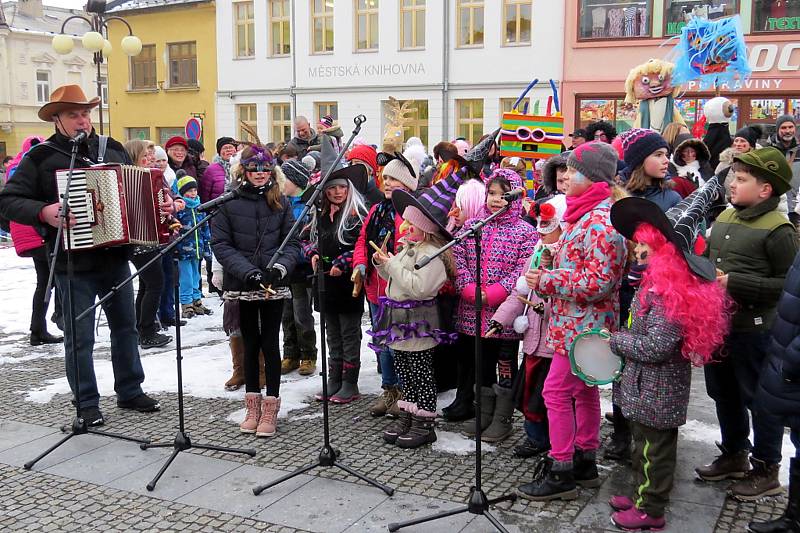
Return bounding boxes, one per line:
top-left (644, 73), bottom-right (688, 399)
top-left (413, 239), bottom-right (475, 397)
top-left (290, 0), bottom-right (297, 119)
top-left (441, 0), bottom-right (449, 141)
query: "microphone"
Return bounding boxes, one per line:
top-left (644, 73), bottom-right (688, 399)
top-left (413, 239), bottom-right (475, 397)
top-left (354, 115), bottom-right (367, 126)
top-left (197, 189), bottom-right (240, 213)
top-left (71, 130), bottom-right (88, 143)
top-left (502, 188), bottom-right (526, 202)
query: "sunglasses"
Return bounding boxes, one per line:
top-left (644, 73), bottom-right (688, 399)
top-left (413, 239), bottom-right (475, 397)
top-left (376, 151), bottom-right (416, 178)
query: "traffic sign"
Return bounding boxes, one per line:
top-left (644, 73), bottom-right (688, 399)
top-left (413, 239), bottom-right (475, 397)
top-left (185, 117), bottom-right (203, 140)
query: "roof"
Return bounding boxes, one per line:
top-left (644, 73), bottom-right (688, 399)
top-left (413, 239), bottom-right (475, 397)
top-left (1, 1), bottom-right (85, 36)
top-left (108, 0), bottom-right (211, 14)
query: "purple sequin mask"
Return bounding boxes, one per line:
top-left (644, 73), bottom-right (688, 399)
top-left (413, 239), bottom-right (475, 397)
top-left (241, 146), bottom-right (275, 172)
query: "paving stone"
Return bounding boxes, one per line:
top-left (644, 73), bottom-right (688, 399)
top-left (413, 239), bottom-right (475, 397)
top-left (43, 439), bottom-right (170, 484)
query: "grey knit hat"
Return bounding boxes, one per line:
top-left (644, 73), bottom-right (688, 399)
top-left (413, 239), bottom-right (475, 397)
top-left (776, 114), bottom-right (796, 130)
top-left (282, 159), bottom-right (310, 189)
top-left (567, 141), bottom-right (619, 183)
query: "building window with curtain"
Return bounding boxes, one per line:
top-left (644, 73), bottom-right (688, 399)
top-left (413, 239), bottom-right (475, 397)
top-left (663, 0), bottom-right (739, 36)
top-left (457, 99), bottom-right (484, 145)
top-left (400, 0), bottom-right (425, 50)
top-left (168, 42), bottom-right (198, 88)
top-left (315, 101), bottom-right (339, 124)
top-left (126, 127), bottom-right (150, 141)
top-left (238, 104), bottom-right (258, 142)
top-left (578, 0), bottom-right (653, 40)
top-left (355, 0), bottom-right (379, 51)
top-left (503, 0), bottom-right (531, 45)
top-left (158, 127), bottom-right (185, 145)
top-left (271, 103), bottom-right (292, 142)
top-left (752, 0), bottom-right (800, 32)
top-left (270, 0), bottom-right (291, 56)
top-left (457, 0), bottom-right (484, 47)
top-left (130, 44), bottom-right (156, 90)
top-left (234, 1), bottom-right (255, 57)
top-left (311, 0), bottom-right (334, 53)
top-left (36, 70), bottom-right (51, 104)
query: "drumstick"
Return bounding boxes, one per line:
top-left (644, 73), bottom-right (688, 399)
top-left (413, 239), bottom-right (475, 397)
top-left (351, 268), bottom-right (363, 297)
top-left (260, 283), bottom-right (277, 295)
top-left (369, 240), bottom-right (383, 253)
top-left (380, 233), bottom-right (391, 251)
top-left (516, 295), bottom-right (536, 307)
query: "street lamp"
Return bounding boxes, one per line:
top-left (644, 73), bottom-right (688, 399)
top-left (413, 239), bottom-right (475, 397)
top-left (50, 0), bottom-right (142, 135)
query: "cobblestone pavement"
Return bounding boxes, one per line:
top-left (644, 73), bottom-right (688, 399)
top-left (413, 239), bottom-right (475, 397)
top-left (0, 325), bottom-right (792, 531)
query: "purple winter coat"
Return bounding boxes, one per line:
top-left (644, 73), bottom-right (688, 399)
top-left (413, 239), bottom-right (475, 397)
top-left (199, 161), bottom-right (228, 203)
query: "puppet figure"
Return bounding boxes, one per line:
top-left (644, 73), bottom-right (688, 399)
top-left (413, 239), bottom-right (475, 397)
top-left (624, 58), bottom-right (685, 133)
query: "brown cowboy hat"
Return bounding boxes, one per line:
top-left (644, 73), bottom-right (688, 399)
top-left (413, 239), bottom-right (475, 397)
top-left (38, 85), bottom-right (100, 122)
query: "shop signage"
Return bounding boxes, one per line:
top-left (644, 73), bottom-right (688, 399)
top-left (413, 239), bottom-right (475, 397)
top-left (307, 62), bottom-right (426, 79)
top-left (763, 17), bottom-right (800, 31)
top-left (684, 78), bottom-right (785, 90)
top-left (750, 43), bottom-right (800, 72)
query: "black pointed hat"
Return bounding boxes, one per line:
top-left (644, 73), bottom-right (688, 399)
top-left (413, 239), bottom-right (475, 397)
top-left (463, 128), bottom-right (500, 172)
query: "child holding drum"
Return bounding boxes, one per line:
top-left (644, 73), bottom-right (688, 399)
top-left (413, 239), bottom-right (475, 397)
top-left (604, 190), bottom-right (730, 531)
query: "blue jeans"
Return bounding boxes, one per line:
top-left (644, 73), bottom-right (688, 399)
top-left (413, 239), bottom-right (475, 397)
top-left (525, 418), bottom-right (551, 449)
top-left (56, 261), bottom-right (145, 408)
top-left (178, 258), bottom-right (201, 305)
top-left (159, 254), bottom-right (175, 321)
top-left (704, 331), bottom-right (781, 457)
top-left (369, 301), bottom-right (398, 387)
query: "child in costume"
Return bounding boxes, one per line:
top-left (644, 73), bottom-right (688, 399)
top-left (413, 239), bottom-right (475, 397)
top-left (353, 152), bottom-right (418, 417)
top-left (371, 173), bottom-right (461, 449)
top-left (174, 174), bottom-right (212, 319)
top-left (489, 195), bottom-right (566, 458)
top-left (306, 164), bottom-right (370, 404)
top-left (453, 167), bottom-right (537, 442)
top-left (211, 145), bottom-right (299, 438)
top-left (606, 194), bottom-right (730, 531)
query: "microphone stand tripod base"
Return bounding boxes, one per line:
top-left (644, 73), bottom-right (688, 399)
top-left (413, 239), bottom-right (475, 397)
top-left (387, 487), bottom-right (516, 532)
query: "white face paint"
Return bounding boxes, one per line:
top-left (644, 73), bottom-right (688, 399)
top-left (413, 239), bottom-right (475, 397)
top-left (571, 170), bottom-right (587, 184)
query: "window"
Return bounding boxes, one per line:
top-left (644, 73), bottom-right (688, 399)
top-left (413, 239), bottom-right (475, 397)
top-left (501, 97), bottom-right (531, 116)
top-left (270, 0), bottom-right (291, 56)
top-left (664, 0), bottom-right (738, 36)
top-left (383, 99), bottom-right (429, 147)
top-left (271, 103), bottom-right (292, 143)
top-left (311, 0), bottom-right (334, 53)
top-left (126, 127), bottom-right (150, 141)
top-left (158, 127), bottom-right (184, 145)
top-left (400, 0), bottom-right (425, 49)
top-left (750, 99), bottom-right (786, 123)
top-left (36, 70), bottom-right (50, 104)
top-left (168, 42), bottom-right (198, 88)
top-left (457, 0), bottom-right (484, 47)
top-left (675, 97), bottom-right (738, 134)
top-left (238, 104), bottom-right (258, 142)
top-left (99, 76), bottom-right (108, 106)
top-left (576, 98), bottom-right (636, 133)
top-left (355, 0), bottom-right (379, 51)
top-left (234, 1), bottom-right (255, 57)
top-left (130, 44), bottom-right (156, 90)
top-left (315, 101), bottom-right (338, 124)
top-left (753, 0), bottom-right (800, 32)
top-left (578, 0), bottom-right (653, 40)
top-left (456, 99), bottom-right (484, 146)
top-left (503, 0), bottom-right (531, 44)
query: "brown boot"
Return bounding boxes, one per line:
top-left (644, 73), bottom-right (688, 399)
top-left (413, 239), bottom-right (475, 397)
top-left (386, 389), bottom-right (404, 418)
top-left (695, 442), bottom-right (751, 481)
top-left (259, 350), bottom-right (266, 389)
top-left (370, 386), bottom-right (400, 417)
top-left (181, 304), bottom-right (196, 319)
top-left (396, 410), bottom-right (437, 449)
top-left (281, 358), bottom-right (300, 375)
top-left (383, 409), bottom-right (412, 444)
top-left (193, 299), bottom-right (213, 315)
top-left (298, 359), bottom-right (316, 376)
top-left (729, 457), bottom-right (783, 501)
top-left (240, 392), bottom-right (262, 433)
top-left (224, 335), bottom-right (245, 391)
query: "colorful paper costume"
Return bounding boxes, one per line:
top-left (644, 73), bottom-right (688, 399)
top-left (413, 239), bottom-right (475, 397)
top-left (624, 58), bottom-right (684, 133)
top-left (670, 15), bottom-right (751, 91)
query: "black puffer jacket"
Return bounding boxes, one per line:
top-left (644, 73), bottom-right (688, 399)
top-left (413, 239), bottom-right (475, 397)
top-left (757, 250), bottom-right (800, 418)
top-left (0, 130), bottom-right (131, 272)
top-left (210, 185), bottom-right (299, 292)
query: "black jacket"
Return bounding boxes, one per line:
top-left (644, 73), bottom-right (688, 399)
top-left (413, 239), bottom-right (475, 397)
top-left (287, 131), bottom-right (319, 158)
top-left (0, 130), bottom-right (131, 272)
top-left (757, 250), bottom-right (800, 418)
top-left (210, 185), bottom-right (299, 292)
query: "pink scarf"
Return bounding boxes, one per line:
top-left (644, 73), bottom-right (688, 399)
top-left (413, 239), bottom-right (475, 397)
top-left (564, 182), bottom-right (611, 224)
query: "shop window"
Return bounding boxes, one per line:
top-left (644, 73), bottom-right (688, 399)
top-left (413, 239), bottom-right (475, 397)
top-left (578, 0), bottom-right (653, 40)
top-left (576, 98), bottom-right (637, 133)
top-left (663, 0), bottom-right (739, 36)
top-left (400, 0), bottom-right (425, 50)
top-left (752, 0), bottom-right (800, 32)
top-left (750, 99), bottom-right (786, 123)
top-left (787, 99), bottom-right (800, 121)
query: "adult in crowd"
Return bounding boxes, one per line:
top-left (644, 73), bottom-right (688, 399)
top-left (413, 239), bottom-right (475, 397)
top-left (661, 122), bottom-right (691, 153)
top-left (199, 137), bottom-right (238, 203)
top-left (765, 115), bottom-right (800, 226)
top-left (0, 85), bottom-right (159, 426)
top-left (187, 139), bottom-right (210, 182)
top-left (165, 136), bottom-right (199, 179)
top-left (287, 116), bottom-right (319, 158)
top-left (586, 120), bottom-right (617, 144)
top-left (568, 129), bottom-right (587, 150)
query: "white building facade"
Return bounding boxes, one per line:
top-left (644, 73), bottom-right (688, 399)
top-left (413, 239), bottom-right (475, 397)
top-left (216, 0), bottom-right (564, 149)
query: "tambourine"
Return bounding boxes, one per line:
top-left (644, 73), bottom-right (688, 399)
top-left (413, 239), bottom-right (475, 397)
top-left (568, 328), bottom-right (623, 386)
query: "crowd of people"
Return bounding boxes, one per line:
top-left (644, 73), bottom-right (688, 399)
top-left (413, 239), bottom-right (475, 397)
top-left (1, 84), bottom-right (799, 532)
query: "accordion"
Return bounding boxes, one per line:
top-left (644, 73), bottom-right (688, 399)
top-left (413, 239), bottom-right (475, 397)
top-left (56, 165), bottom-right (172, 250)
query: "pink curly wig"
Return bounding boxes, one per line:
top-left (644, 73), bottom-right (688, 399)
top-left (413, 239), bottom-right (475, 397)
top-left (634, 224), bottom-right (731, 365)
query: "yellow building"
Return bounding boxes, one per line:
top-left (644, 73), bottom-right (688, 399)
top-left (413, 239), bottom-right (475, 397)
top-left (106, 0), bottom-right (216, 148)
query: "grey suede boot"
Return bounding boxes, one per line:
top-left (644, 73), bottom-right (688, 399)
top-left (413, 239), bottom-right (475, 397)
top-left (462, 386), bottom-right (496, 437)
top-left (481, 384), bottom-right (515, 443)
top-left (315, 358), bottom-right (343, 401)
top-left (331, 361), bottom-right (361, 404)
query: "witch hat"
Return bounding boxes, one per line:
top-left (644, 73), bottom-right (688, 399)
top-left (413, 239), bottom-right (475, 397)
top-left (665, 174), bottom-right (725, 252)
top-left (463, 128), bottom-right (500, 172)
top-left (391, 159), bottom-right (470, 241)
top-left (319, 131), bottom-right (368, 193)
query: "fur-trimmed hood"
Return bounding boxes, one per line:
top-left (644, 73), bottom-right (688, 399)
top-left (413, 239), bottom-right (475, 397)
top-left (671, 137), bottom-right (710, 166)
top-left (541, 152), bottom-right (570, 193)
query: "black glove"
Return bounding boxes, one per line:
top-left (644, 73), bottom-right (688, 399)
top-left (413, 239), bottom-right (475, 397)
top-left (487, 320), bottom-right (503, 334)
top-left (245, 271), bottom-right (264, 291)
top-left (262, 267), bottom-right (283, 287)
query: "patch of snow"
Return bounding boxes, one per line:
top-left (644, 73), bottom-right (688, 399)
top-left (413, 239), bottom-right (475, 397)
top-left (432, 430), bottom-right (496, 456)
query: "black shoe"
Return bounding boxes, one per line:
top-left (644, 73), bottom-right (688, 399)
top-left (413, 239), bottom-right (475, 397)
top-left (51, 313), bottom-right (64, 332)
top-left (30, 331), bottom-right (63, 346)
top-left (514, 438), bottom-right (550, 458)
top-left (604, 434), bottom-right (632, 462)
top-left (442, 397), bottom-right (475, 422)
top-left (517, 457), bottom-right (578, 501)
top-left (140, 332), bottom-right (172, 349)
top-left (79, 405), bottom-right (105, 427)
top-left (574, 449), bottom-right (601, 488)
top-left (160, 317), bottom-right (187, 328)
top-left (117, 393), bottom-right (160, 412)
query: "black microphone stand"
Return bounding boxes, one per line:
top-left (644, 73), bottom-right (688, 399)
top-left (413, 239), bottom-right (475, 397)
top-left (25, 135), bottom-right (149, 471)
top-left (388, 204), bottom-right (517, 532)
top-left (251, 115), bottom-right (393, 498)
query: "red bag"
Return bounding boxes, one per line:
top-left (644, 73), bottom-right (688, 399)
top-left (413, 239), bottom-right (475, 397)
top-left (10, 221), bottom-right (44, 257)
